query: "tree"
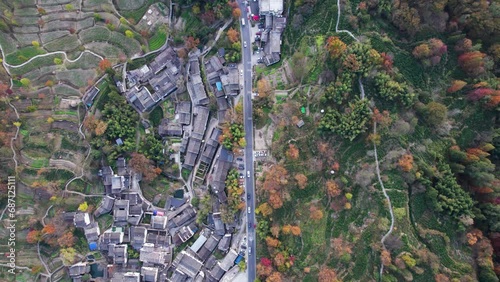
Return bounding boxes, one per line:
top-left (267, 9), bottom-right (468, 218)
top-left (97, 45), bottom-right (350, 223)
top-left (257, 79), bottom-right (272, 98)
top-left (447, 80), bottom-right (467, 93)
top-left (47, 117), bottom-right (54, 124)
top-left (232, 8), bottom-right (241, 19)
top-left (423, 101), bottom-right (447, 125)
top-left (65, 4), bottom-right (74, 11)
top-left (326, 36), bottom-right (347, 59)
top-left (185, 36), bottom-right (200, 50)
top-left (45, 80), bottom-right (55, 87)
top-left (398, 154), bottom-right (414, 172)
top-left (32, 41), bottom-right (40, 48)
top-left (381, 249), bottom-right (392, 266)
top-left (99, 59), bottom-right (112, 71)
top-left (435, 274), bottom-right (450, 282)
top-left (26, 230), bottom-right (41, 244)
top-left (53, 58), bottom-right (63, 65)
top-left (257, 261), bottom-right (273, 277)
top-left (129, 153), bottom-right (161, 182)
top-left (291, 225), bottom-right (301, 236)
top-left (60, 247), bottom-right (77, 265)
top-left (455, 38), bottom-right (472, 54)
top-left (273, 253), bottom-right (285, 267)
top-left (20, 78), bottom-right (30, 87)
top-left (270, 225), bottom-right (280, 238)
top-left (125, 30), bottom-right (134, 38)
top-left (286, 144), bottom-right (299, 160)
top-left (78, 201), bottom-right (88, 212)
top-left (268, 191), bottom-right (283, 209)
top-left (265, 236), bottom-right (280, 248)
top-left (57, 232), bottom-right (75, 248)
top-left (94, 120), bottom-right (107, 136)
top-left (326, 180), bottom-right (341, 197)
top-left (227, 28), bottom-right (240, 43)
top-left (318, 266), bottom-right (340, 282)
top-left (295, 174), bottom-right (308, 189)
top-left (192, 4), bottom-right (201, 14)
top-left (309, 205), bottom-right (324, 221)
top-left (458, 51), bottom-right (487, 77)
top-left (282, 224), bottom-right (291, 234)
top-left (258, 202), bottom-right (273, 217)
top-left (42, 224), bottom-right (56, 236)
top-left (266, 272), bottom-right (283, 282)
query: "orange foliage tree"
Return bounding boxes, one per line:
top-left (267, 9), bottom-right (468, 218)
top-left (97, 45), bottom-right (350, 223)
top-left (185, 36), bottom-right (200, 50)
top-left (258, 202), bottom-right (273, 217)
top-left (309, 205), bottom-right (324, 221)
top-left (398, 154), bottom-right (414, 172)
top-left (381, 249), bottom-right (392, 266)
top-left (265, 236), bottom-right (280, 248)
top-left (295, 173), bottom-right (308, 189)
top-left (326, 36), bottom-right (347, 59)
top-left (282, 224), bottom-right (292, 235)
top-left (232, 8), bottom-right (241, 19)
top-left (291, 225), bottom-right (301, 236)
top-left (270, 225), bottom-right (280, 238)
top-left (42, 224), bottom-right (56, 235)
top-left (447, 80), bottom-right (467, 93)
top-left (26, 230), bottom-right (41, 244)
top-left (129, 153), bottom-right (161, 182)
top-left (286, 144), bottom-right (299, 160)
top-left (318, 266), bottom-right (340, 282)
top-left (268, 191), bottom-right (283, 209)
top-left (458, 51), bottom-right (487, 77)
top-left (227, 27), bottom-right (239, 43)
top-left (326, 180), bottom-right (341, 197)
top-left (57, 232), bottom-right (75, 248)
top-left (98, 59), bottom-right (112, 71)
top-left (266, 272), bottom-right (283, 282)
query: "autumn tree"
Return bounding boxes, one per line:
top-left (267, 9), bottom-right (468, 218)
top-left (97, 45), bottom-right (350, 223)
top-left (291, 225), bottom-right (301, 236)
top-left (26, 230), bottom-right (41, 244)
top-left (129, 153), bottom-right (161, 182)
top-left (270, 225), bottom-right (280, 238)
top-left (309, 205), bottom-right (324, 221)
top-left (227, 28), bottom-right (240, 43)
top-left (455, 38), bottom-right (472, 54)
top-left (295, 173), bottom-right (308, 189)
top-left (381, 249), bottom-right (392, 266)
top-left (268, 191), bottom-right (283, 209)
top-left (98, 59), bottom-right (112, 71)
top-left (398, 154), bottom-right (414, 172)
top-left (326, 180), bottom-right (341, 197)
top-left (435, 274), bottom-right (450, 282)
top-left (286, 144), bottom-right (299, 160)
top-left (257, 78), bottom-right (273, 98)
top-left (282, 224), bottom-right (291, 235)
top-left (447, 80), bottom-right (467, 93)
top-left (232, 8), bottom-right (241, 19)
top-left (57, 232), bottom-right (75, 248)
top-left (458, 51), bottom-right (487, 77)
top-left (273, 253), bottom-right (285, 268)
top-left (412, 38), bottom-right (447, 67)
top-left (257, 261), bottom-right (273, 277)
top-left (258, 202), bottom-right (273, 217)
top-left (326, 36), bottom-right (347, 60)
top-left (42, 224), bottom-right (56, 236)
top-left (265, 236), bottom-right (280, 248)
top-left (185, 36), bottom-right (200, 50)
top-left (422, 101), bottom-right (447, 125)
top-left (266, 272), bottom-right (283, 282)
top-left (318, 266), bottom-right (340, 282)
top-left (60, 247), bottom-right (78, 265)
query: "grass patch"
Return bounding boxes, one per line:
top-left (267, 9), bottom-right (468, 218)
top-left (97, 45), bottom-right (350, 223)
top-left (31, 158), bottom-right (49, 168)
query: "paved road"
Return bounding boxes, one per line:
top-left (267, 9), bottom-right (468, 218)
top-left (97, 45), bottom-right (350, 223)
top-left (239, 1), bottom-right (257, 281)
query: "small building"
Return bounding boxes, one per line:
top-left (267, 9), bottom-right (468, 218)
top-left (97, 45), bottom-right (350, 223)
top-left (151, 215), bottom-right (168, 230)
top-left (95, 195), bottom-right (115, 217)
top-left (131, 226), bottom-right (148, 250)
top-left (100, 227), bottom-right (124, 251)
top-left (141, 266), bottom-right (159, 282)
top-left (217, 234), bottom-right (232, 253)
top-left (69, 262), bottom-right (90, 278)
top-left (172, 250), bottom-right (204, 279)
top-left (189, 233), bottom-right (208, 253)
top-left (73, 212), bottom-right (91, 228)
top-left (109, 244), bottom-right (128, 265)
top-left (111, 176), bottom-right (125, 194)
top-left (139, 243), bottom-right (170, 266)
top-left (84, 222), bottom-right (101, 243)
top-left (296, 119), bottom-right (305, 128)
top-left (113, 199), bottom-right (130, 223)
top-left (83, 86), bottom-right (100, 108)
top-left (172, 223), bottom-right (198, 245)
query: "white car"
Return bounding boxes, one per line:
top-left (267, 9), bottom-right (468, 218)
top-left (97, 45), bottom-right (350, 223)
top-left (244, 41), bottom-right (247, 48)
top-left (240, 70), bottom-right (243, 76)
top-left (247, 171), bottom-right (250, 178)
top-left (248, 207), bottom-right (251, 213)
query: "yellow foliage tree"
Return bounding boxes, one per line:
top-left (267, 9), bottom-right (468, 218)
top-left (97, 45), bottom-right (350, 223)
top-left (78, 201), bottom-right (88, 212)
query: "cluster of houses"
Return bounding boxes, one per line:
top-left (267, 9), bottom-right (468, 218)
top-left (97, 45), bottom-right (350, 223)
top-left (258, 0), bottom-right (287, 66)
top-left (65, 155), bottom-right (244, 281)
top-left (123, 47), bottom-right (185, 113)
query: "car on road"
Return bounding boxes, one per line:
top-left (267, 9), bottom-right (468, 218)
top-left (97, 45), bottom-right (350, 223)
top-left (247, 170), bottom-right (250, 178)
top-left (247, 194), bottom-right (251, 200)
top-left (237, 157), bottom-right (243, 161)
top-left (244, 41), bottom-right (247, 48)
top-left (248, 206), bottom-right (251, 213)
top-left (240, 69), bottom-right (243, 76)
top-left (248, 247), bottom-right (252, 255)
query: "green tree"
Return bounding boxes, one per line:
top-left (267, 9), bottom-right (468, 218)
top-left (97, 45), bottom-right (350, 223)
top-left (125, 30), bottom-right (134, 38)
top-left (54, 58), bottom-right (63, 65)
top-left (422, 101), bottom-right (447, 125)
top-left (65, 4), bottom-right (74, 11)
top-left (20, 78), bottom-right (31, 88)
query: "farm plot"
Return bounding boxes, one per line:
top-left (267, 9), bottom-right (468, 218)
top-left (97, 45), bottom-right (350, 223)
top-left (75, 16), bottom-right (95, 30)
top-left (79, 26), bottom-right (111, 43)
top-left (0, 31), bottom-right (17, 54)
top-left (40, 30), bottom-right (70, 44)
top-left (54, 84), bottom-right (82, 97)
top-left (43, 20), bottom-right (76, 32)
top-left (5, 46), bottom-right (46, 65)
top-left (44, 34), bottom-right (81, 52)
top-left (56, 69), bottom-right (96, 88)
top-left (66, 52), bottom-right (101, 69)
top-left (12, 33), bottom-right (40, 47)
top-left (13, 7), bottom-right (38, 16)
top-left (116, 0), bottom-right (146, 10)
top-left (9, 54), bottom-right (63, 76)
top-left (84, 42), bottom-right (123, 59)
top-left (43, 0), bottom-right (76, 4)
top-left (15, 16), bottom-right (40, 25)
top-left (13, 25), bottom-right (39, 33)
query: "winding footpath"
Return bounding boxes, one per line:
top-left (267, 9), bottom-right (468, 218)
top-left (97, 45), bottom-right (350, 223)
top-left (335, 0), bottom-right (394, 279)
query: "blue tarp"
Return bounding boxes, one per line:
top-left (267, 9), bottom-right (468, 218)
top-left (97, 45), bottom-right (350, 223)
top-left (89, 242), bottom-right (98, 251)
top-left (216, 81), bottom-right (223, 91)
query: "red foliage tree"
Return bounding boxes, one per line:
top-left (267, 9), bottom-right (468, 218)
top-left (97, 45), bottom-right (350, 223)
top-left (185, 36), bottom-right (200, 50)
top-left (26, 230), bottom-right (41, 244)
top-left (458, 51), bottom-right (487, 77)
top-left (98, 59), bottom-right (112, 71)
